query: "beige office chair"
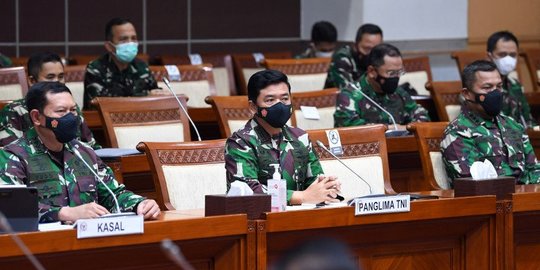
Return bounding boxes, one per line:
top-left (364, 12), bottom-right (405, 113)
top-left (232, 52), bottom-right (292, 95)
top-left (137, 139), bottom-right (228, 210)
top-left (307, 124), bottom-right (394, 199)
top-left (263, 58), bottom-right (331, 92)
top-left (206, 95), bottom-right (252, 138)
top-left (93, 96), bottom-right (191, 149)
top-left (0, 67), bottom-right (28, 101)
top-left (291, 88), bottom-right (338, 130)
top-left (400, 56), bottom-right (433, 96)
top-left (426, 81), bottom-right (463, 121)
top-left (63, 65), bottom-right (86, 108)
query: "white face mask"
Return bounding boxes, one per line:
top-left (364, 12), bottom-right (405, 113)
top-left (493, 55), bottom-right (517, 76)
top-left (315, 50), bottom-right (333, 58)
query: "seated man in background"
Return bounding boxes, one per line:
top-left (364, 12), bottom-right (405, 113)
top-left (295, 21), bottom-right (337, 59)
top-left (225, 70), bottom-right (341, 205)
top-left (326, 23), bottom-right (383, 88)
top-left (486, 31), bottom-right (537, 128)
top-left (0, 52), bottom-right (100, 149)
top-left (0, 82), bottom-right (160, 223)
top-left (334, 43), bottom-right (430, 128)
top-left (441, 60), bottom-right (540, 184)
top-left (84, 17), bottom-right (164, 109)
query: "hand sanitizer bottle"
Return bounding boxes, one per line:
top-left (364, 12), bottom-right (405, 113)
top-left (268, 164), bottom-right (287, 212)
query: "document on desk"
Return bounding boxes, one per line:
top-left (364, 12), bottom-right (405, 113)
top-left (94, 148), bottom-right (141, 158)
top-left (286, 202), bottom-right (348, 211)
top-left (39, 222), bottom-right (74, 231)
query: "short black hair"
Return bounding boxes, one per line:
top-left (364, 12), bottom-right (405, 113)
top-left (105, 17), bottom-right (133, 41)
top-left (27, 52), bottom-right (63, 81)
top-left (461, 60), bottom-right (498, 90)
top-left (487, 31), bottom-right (519, 53)
top-left (26, 81), bottom-right (72, 113)
top-left (311, 21), bottom-right (337, 44)
top-left (355, 23), bottom-right (383, 43)
top-left (368, 43), bottom-right (401, 68)
top-left (247, 70), bottom-right (291, 102)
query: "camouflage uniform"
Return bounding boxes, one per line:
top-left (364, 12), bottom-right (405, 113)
top-left (83, 53), bottom-right (158, 109)
top-left (441, 104), bottom-right (540, 184)
top-left (295, 47), bottom-right (317, 59)
top-left (501, 77), bottom-right (537, 128)
top-left (0, 53), bottom-right (11, 67)
top-left (0, 128), bottom-right (144, 223)
top-left (334, 74), bottom-right (430, 127)
top-left (325, 45), bottom-right (367, 88)
top-left (0, 99), bottom-right (100, 149)
top-left (225, 118), bottom-right (324, 203)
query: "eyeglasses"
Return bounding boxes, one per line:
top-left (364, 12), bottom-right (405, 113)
top-left (384, 69), bottom-right (406, 78)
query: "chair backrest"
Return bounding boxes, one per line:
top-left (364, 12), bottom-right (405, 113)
top-left (206, 95), bottom-right (252, 138)
top-left (0, 67), bottom-right (28, 101)
top-left (307, 124), bottom-right (394, 198)
top-left (426, 81), bottom-right (463, 121)
top-left (263, 58), bottom-right (331, 93)
top-left (451, 51), bottom-right (488, 74)
top-left (69, 54), bottom-right (150, 66)
top-left (10, 57), bottom-right (29, 67)
top-left (63, 65), bottom-right (86, 108)
top-left (160, 53), bottom-right (237, 96)
top-left (0, 100), bottom-right (12, 111)
top-left (522, 48), bottom-right (540, 92)
top-left (408, 122), bottom-right (451, 190)
top-left (150, 64), bottom-right (217, 108)
top-left (94, 96), bottom-right (191, 148)
top-left (137, 139), bottom-right (228, 210)
top-left (400, 56), bottom-right (433, 96)
top-left (291, 88), bottom-right (338, 130)
top-left (232, 51), bottom-right (292, 95)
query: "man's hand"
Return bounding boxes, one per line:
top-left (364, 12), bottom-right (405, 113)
top-left (301, 175), bottom-right (341, 204)
top-left (136, 199), bottom-right (161, 220)
top-left (149, 89), bottom-right (171, 96)
top-left (58, 202), bottom-right (110, 222)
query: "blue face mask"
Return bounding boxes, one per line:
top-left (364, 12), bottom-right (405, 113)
top-left (113, 42), bottom-right (138, 63)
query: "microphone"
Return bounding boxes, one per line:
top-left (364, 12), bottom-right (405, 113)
top-left (162, 77), bottom-right (202, 141)
top-left (348, 82), bottom-right (409, 137)
top-left (0, 211), bottom-right (45, 270)
top-left (70, 143), bottom-right (122, 214)
top-left (316, 140), bottom-right (373, 194)
top-left (161, 238), bottom-right (195, 270)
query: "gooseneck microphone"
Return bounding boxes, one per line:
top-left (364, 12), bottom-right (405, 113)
top-left (316, 140), bottom-right (373, 194)
top-left (162, 77), bottom-right (202, 141)
top-left (348, 82), bottom-right (409, 137)
top-left (161, 238), bottom-right (195, 270)
top-left (0, 211), bottom-right (45, 270)
top-left (70, 143), bottom-right (121, 214)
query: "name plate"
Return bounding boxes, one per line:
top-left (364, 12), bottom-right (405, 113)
top-left (76, 213), bottom-right (144, 239)
top-left (352, 195), bottom-right (410, 216)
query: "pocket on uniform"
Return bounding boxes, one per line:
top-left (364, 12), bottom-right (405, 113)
top-left (77, 176), bottom-right (97, 193)
top-left (29, 179), bottom-right (63, 199)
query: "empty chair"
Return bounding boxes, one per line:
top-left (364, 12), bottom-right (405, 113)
top-left (291, 88), bottom-right (338, 130)
top-left (408, 122), bottom-right (451, 190)
top-left (0, 67), bottom-right (28, 101)
top-left (63, 65), bottom-right (86, 108)
top-left (138, 139), bottom-right (228, 210)
top-left (232, 51), bottom-right (292, 95)
top-left (426, 81), bottom-right (463, 121)
top-left (307, 124), bottom-right (394, 199)
top-left (522, 48), bottom-right (540, 92)
top-left (206, 95), bottom-right (251, 138)
top-left (93, 96), bottom-right (191, 149)
top-left (150, 64), bottom-right (216, 108)
top-left (263, 58), bottom-right (331, 92)
top-left (400, 56), bottom-right (433, 96)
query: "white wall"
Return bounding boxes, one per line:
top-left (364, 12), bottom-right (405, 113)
top-left (301, 0), bottom-right (467, 41)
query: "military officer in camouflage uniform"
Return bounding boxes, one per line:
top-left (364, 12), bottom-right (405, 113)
top-left (441, 60), bottom-right (540, 184)
top-left (486, 31), bottom-right (537, 128)
top-left (295, 21), bottom-right (337, 59)
top-left (325, 23), bottom-right (383, 88)
top-left (0, 82), bottom-right (160, 223)
top-left (84, 18), bottom-right (164, 109)
top-left (334, 43), bottom-right (430, 128)
top-left (225, 70), bottom-right (341, 205)
top-left (0, 52), bottom-right (99, 149)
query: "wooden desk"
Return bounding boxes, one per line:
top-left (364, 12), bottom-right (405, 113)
top-left (386, 136), bottom-right (425, 192)
top-left (257, 196), bottom-right (497, 269)
top-left (0, 211), bottom-right (254, 270)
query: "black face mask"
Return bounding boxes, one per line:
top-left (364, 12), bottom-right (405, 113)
top-left (467, 89), bottom-right (503, 117)
top-left (257, 102), bottom-right (292, 128)
top-left (44, 112), bottom-right (80, 143)
top-left (375, 74), bottom-right (400, 94)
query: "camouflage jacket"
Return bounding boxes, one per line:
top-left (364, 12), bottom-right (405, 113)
top-left (501, 76), bottom-right (537, 128)
top-left (225, 118), bottom-right (324, 203)
top-left (334, 74), bottom-right (430, 127)
top-left (83, 53), bottom-right (158, 109)
top-left (295, 46), bottom-right (317, 59)
top-left (0, 53), bottom-right (12, 67)
top-left (325, 45), bottom-right (367, 88)
top-left (0, 128), bottom-right (144, 222)
top-left (441, 104), bottom-right (540, 184)
top-left (0, 99), bottom-right (100, 149)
